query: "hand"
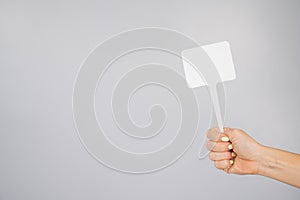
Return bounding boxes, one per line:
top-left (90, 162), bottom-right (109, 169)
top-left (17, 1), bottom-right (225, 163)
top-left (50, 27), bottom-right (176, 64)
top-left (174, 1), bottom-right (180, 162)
top-left (206, 127), bottom-right (262, 174)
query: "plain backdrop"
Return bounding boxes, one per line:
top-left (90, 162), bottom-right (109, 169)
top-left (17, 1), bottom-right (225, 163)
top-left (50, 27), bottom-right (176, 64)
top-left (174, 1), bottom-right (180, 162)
top-left (0, 0), bottom-right (300, 199)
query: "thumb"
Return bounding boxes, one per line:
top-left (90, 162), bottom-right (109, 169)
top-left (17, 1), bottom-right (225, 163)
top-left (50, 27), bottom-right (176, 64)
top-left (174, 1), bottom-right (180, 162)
top-left (223, 127), bottom-right (238, 141)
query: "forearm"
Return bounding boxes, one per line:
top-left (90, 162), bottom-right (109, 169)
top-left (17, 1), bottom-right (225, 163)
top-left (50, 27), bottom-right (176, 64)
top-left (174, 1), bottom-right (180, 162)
top-left (257, 145), bottom-right (300, 188)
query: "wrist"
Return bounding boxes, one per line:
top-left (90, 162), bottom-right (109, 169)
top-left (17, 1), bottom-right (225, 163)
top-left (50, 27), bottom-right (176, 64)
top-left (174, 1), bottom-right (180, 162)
top-left (256, 145), bottom-right (278, 176)
top-left (246, 144), bottom-right (266, 175)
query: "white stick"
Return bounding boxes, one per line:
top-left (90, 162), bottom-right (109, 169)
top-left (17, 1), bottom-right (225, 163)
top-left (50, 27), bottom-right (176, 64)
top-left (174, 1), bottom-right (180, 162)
top-left (208, 85), bottom-right (224, 133)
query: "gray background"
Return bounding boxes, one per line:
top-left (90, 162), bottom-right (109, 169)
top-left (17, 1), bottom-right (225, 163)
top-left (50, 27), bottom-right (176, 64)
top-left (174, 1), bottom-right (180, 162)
top-left (1, 0), bottom-right (300, 199)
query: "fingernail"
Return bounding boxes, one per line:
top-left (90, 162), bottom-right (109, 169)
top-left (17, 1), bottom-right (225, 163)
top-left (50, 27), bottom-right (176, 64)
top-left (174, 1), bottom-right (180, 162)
top-left (231, 152), bottom-right (236, 157)
top-left (221, 136), bottom-right (230, 142)
top-left (230, 159), bottom-right (234, 165)
top-left (228, 144), bottom-right (233, 150)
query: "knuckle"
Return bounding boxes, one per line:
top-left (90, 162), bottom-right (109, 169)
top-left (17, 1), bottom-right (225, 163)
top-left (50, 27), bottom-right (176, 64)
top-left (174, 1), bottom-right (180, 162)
top-left (206, 129), bottom-right (210, 137)
top-left (232, 128), bottom-right (242, 135)
top-left (210, 142), bottom-right (218, 151)
top-left (224, 127), bottom-right (231, 131)
top-left (206, 128), bottom-right (213, 135)
top-left (206, 128), bottom-right (216, 138)
top-left (209, 152), bottom-right (214, 161)
top-left (214, 161), bottom-right (219, 168)
top-left (205, 141), bottom-right (211, 150)
top-left (214, 161), bottom-right (222, 169)
top-left (208, 127), bottom-right (216, 132)
top-left (232, 129), bottom-right (239, 133)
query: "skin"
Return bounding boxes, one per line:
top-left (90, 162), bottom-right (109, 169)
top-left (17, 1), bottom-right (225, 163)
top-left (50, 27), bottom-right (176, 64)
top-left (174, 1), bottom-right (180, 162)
top-left (206, 127), bottom-right (300, 188)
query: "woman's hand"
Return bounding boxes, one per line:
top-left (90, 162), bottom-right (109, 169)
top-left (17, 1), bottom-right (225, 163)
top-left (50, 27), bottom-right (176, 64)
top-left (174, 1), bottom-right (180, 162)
top-left (206, 127), bottom-right (262, 174)
top-left (206, 127), bottom-right (300, 188)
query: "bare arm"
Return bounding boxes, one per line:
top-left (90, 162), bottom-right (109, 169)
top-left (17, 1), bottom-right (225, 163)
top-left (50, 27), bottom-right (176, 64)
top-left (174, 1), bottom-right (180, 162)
top-left (206, 127), bottom-right (300, 188)
top-left (257, 145), bottom-right (300, 188)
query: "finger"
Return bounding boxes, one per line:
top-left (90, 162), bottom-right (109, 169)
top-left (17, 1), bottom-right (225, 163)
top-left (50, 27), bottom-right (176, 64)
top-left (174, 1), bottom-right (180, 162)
top-left (224, 127), bottom-right (241, 139)
top-left (209, 151), bottom-right (232, 161)
top-left (214, 159), bottom-right (234, 170)
top-left (206, 140), bottom-right (232, 152)
top-left (223, 127), bottom-right (233, 132)
top-left (206, 128), bottom-right (229, 142)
